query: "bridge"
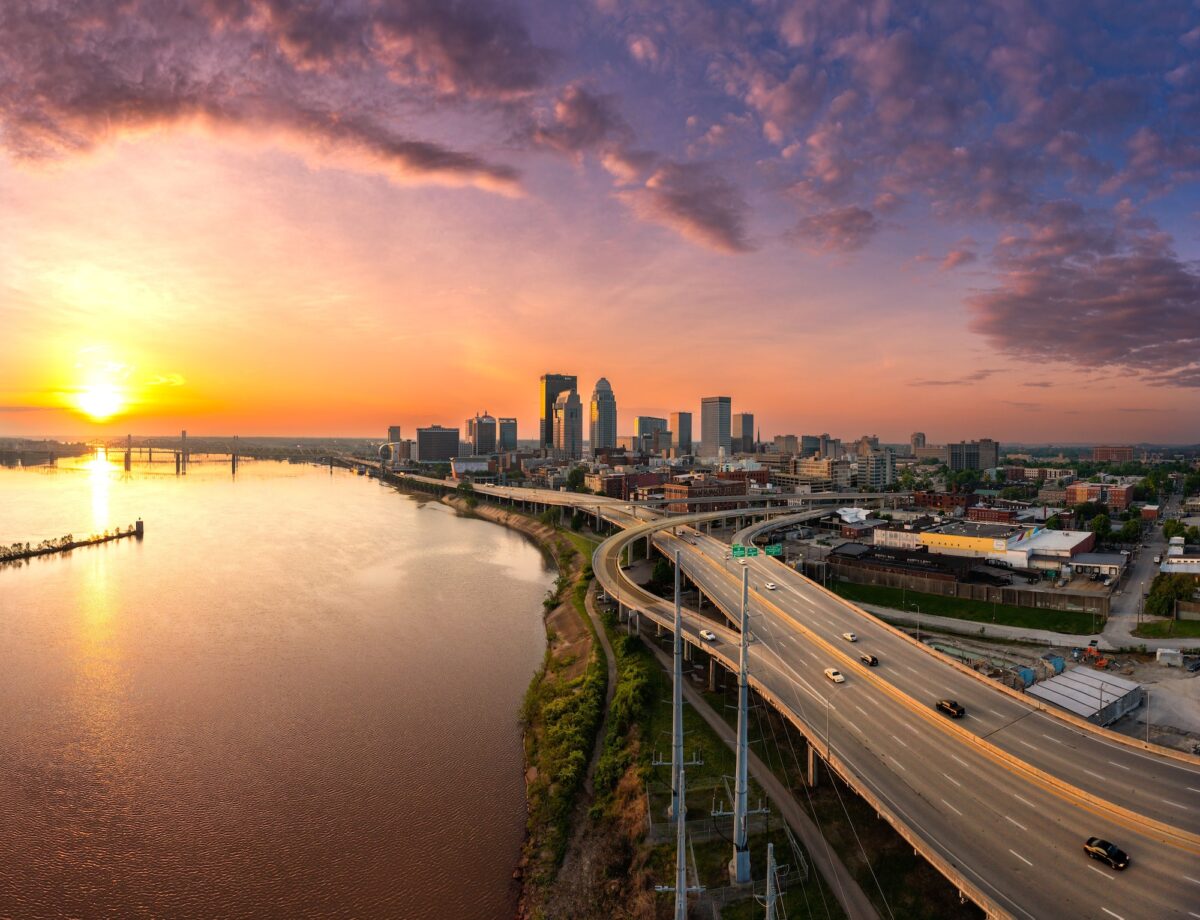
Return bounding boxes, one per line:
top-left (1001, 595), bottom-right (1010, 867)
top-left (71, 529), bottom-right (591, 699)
top-left (383, 472), bottom-right (1200, 919)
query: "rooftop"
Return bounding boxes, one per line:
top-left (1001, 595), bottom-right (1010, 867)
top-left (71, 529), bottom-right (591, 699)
top-left (928, 521), bottom-right (1022, 539)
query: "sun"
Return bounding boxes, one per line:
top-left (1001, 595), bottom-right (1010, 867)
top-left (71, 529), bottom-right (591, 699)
top-left (74, 382), bottom-right (126, 422)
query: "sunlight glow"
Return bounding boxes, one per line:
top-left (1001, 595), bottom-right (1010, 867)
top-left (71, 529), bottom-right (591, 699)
top-left (74, 382), bottom-right (127, 422)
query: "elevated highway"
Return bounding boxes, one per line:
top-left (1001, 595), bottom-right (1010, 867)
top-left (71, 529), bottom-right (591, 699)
top-left (593, 514), bottom-right (1200, 920)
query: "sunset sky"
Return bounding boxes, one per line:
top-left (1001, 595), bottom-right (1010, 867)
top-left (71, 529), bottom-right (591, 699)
top-left (2, 1), bottom-right (1198, 443)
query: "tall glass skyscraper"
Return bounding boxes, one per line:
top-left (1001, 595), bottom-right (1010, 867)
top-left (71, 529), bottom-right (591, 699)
top-left (540, 373), bottom-right (577, 448)
top-left (589, 378), bottom-right (617, 454)
top-left (700, 396), bottom-right (731, 458)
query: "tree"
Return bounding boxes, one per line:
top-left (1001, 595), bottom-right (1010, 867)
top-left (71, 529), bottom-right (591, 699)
top-left (1164, 519), bottom-right (1187, 540)
top-left (1045, 515), bottom-right (1063, 530)
top-left (1189, 525), bottom-right (1200, 544)
top-left (650, 557), bottom-right (673, 590)
top-left (1118, 519), bottom-right (1141, 543)
top-left (566, 467), bottom-right (586, 492)
top-left (1088, 513), bottom-right (1111, 539)
top-left (1145, 573), bottom-right (1197, 618)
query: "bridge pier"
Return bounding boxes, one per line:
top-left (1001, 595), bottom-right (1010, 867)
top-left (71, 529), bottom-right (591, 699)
top-left (657, 622), bottom-right (664, 638)
top-left (708, 657), bottom-right (718, 692)
top-left (806, 744), bottom-right (820, 787)
top-left (684, 640), bottom-right (692, 662)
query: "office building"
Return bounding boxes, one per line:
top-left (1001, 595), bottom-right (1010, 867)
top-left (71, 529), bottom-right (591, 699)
top-left (589, 378), bottom-right (618, 453)
top-left (670, 411), bottom-right (693, 454)
top-left (792, 456), bottom-right (853, 490)
top-left (1092, 445), bottom-right (1134, 463)
top-left (731, 412), bottom-right (755, 453)
top-left (497, 417), bottom-right (518, 452)
top-left (416, 425), bottom-right (460, 462)
top-left (853, 434), bottom-right (880, 457)
top-left (387, 425), bottom-right (402, 444)
top-left (553, 389), bottom-right (583, 460)
top-left (800, 434), bottom-right (821, 456)
top-left (947, 438), bottom-right (999, 471)
top-left (634, 416), bottom-right (669, 455)
top-left (860, 450), bottom-right (895, 489)
top-left (539, 373), bottom-right (577, 448)
top-left (910, 431), bottom-right (926, 454)
top-left (700, 396), bottom-right (731, 457)
top-left (465, 412), bottom-right (497, 455)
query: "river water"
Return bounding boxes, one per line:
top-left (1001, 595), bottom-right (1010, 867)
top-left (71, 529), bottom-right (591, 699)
top-left (0, 455), bottom-right (552, 919)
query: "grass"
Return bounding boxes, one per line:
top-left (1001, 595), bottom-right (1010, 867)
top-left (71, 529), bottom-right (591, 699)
top-left (829, 579), bottom-right (1100, 635)
top-left (1133, 618), bottom-right (1200, 639)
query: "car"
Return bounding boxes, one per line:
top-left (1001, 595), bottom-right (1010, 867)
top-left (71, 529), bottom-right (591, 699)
top-left (1083, 837), bottom-right (1129, 870)
top-left (860, 654), bottom-right (879, 666)
top-left (936, 699), bottom-right (965, 718)
top-left (738, 559), bottom-right (748, 566)
top-left (1187, 658), bottom-right (1200, 673)
top-left (764, 582), bottom-right (777, 590)
top-left (841, 632), bottom-right (858, 642)
top-left (824, 668), bottom-right (845, 683)
top-left (699, 629), bottom-right (716, 641)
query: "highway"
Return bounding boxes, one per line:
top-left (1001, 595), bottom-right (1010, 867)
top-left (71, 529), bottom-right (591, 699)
top-left (594, 515), bottom-right (1200, 919)
top-left (385, 472), bottom-right (1200, 917)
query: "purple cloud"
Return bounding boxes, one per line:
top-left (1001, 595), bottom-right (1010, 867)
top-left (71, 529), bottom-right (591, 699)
top-left (530, 85), bottom-right (631, 156)
top-left (970, 203), bottom-right (1200, 386)
top-left (0, 0), bottom-right (544, 190)
top-left (789, 206), bottom-right (878, 252)
top-left (909, 368), bottom-right (1000, 387)
top-left (619, 161), bottom-right (752, 253)
top-left (941, 248), bottom-right (978, 271)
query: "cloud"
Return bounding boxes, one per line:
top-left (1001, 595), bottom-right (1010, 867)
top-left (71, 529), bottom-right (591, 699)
top-left (940, 248), bottom-right (977, 271)
top-left (530, 85), bottom-right (632, 156)
top-left (909, 368), bottom-right (999, 387)
top-left (969, 203), bottom-right (1200, 386)
top-left (788, 206), bottom-right (878, 252)
top-left (145, 373), bottom-right (187, 387)
top-left (1003, 400), bottom-right (1042, 411)
top-left (1021, 381), bottom-right (1053, 388)
top-left (0, 0), bottom-right (540, 191)
top-left (619, 161), bottom-right (752, 253)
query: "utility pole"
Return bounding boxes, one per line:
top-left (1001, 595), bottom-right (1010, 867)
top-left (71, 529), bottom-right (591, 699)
top-left (731, 566), bottom-right (751, 884)
top-left (654, 549), bottom-right (699, 820)
top-left (655, 760), bottom-right (701, 918)
top-left (765, 842), bottom-right (778, 920)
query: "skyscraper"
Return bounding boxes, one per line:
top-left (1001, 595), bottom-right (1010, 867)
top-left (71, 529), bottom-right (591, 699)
top-left (415, 425), bottom-right (460, 462)
top-left (700, 396), bottom-right (731, 458)
top-left (387, 425), bottom-right (402, 443)
top-left (465, 412), bottom-right (497, 455)
top-left (910, 431), bottom-right (926, 455)
top-left (553, 390), bottom-right (583, 460)
top-left (634, 416), bottom-right (669, 455)
top-left (731, 412), bottom-right (755, 453)
top-left (589, 378), bottom-right (617, 454)
top-left (540, 373), bottom-right (577, 448)
top-left (497, 417), bottom-right (518, 451)
top-left (670, 411), bottom-right (692, 454)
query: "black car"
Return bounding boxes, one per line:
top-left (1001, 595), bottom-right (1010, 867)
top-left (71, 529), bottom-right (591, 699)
top-left (1084, 837), bottom-right (1130, 870)
top-left (860, 654), bottom-right (879, 666)
top-left (1187, 658), bottom-right (1200, 673)
top-left (936, 699), bottom-right (965, 718)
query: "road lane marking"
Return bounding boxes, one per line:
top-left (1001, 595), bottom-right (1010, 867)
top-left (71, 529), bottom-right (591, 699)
top-left (1107, 760), bottom-right (1131, 770)
top-left (891, 759), bottom-right (907, 771)
top-left (902, 722), bottom-right (919, 732)
top-left (950, 754), bottom-right (968, 767)
top-left (890, 734), bottom-right (909, 748)
top-left (1004, 815), bottom-right (1027, 831)
top-left (1087, 864), bottom-right (1113, 879)
top-left (1163, 799), bottom-right (1189, 809)
top-left (1008, 848), bottom-right (1031, 866)
top-left (1188, 787), bottom-right (1200, 794)
top-left (854, 704), bottom-right (868, 715)
top-left (941, 772), bottom-right (961, 787)
top-left (1101, 909), bottom-right (1125, 920)
top-left (846, 720), bottom-right (863, 734)
top-left (942, 799), bottom-right (963, 816)
top-left (1017, 739), bottom-right (1037, 750)
top-left (1012, 793), bottom-right (1035, 808)
top-left (1184, 875), bottom-right (1200, 885)
top-left (904, 665), bottom-right (919, 674)
top-left (1041, 733), bottom-right (1063, 744)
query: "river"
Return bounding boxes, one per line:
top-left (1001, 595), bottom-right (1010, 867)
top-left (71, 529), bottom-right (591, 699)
top-left (0, 455), bottom-right (552, 919)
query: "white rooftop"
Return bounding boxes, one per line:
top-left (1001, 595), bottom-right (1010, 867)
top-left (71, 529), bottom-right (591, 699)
top-left (1026, 667), bottom-right (1141, 719)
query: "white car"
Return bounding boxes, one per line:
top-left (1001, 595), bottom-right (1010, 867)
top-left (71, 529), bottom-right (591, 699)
top-left (842, 632), bottom-right (858, 642)
top-left (738, 559), bottom-right (748, 566)
top-left (824, 668), bottom-right (845, 683)
top-left (764, 582), bottom-right (777, 590)
top-left (699, 629), bottom-right (716, 641)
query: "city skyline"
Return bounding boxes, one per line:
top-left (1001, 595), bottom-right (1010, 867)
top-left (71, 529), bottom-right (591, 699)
top-left (2, 3), bottom-right (1199, 442)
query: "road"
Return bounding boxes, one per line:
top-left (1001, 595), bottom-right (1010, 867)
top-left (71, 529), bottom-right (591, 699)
top-left (594, 513), bottom-right (1200, 920)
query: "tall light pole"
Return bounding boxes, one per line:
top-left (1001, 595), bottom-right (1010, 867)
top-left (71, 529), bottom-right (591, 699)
top-left (730, 566), bottom-right (752, 885)
top-left (670, 550), bottom-right (684, 822)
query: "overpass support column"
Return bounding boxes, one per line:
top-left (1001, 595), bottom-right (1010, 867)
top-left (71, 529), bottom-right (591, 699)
top-left (684, 641), bottom-right (692, 662)
top-left (708, 657), bottom-right (717, 692)
top-left (806, 744), bottom-right (820, 787)
top-left (657, 622), bottom-right (664, 638)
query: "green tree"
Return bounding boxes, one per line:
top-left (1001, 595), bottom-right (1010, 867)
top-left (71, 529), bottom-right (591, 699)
top-left (1145, 573), bottom-right (1197, 618)
top-left (566, 467), bottom-right (586, 492)
top-left (650, 557), bottom-right (673, 590)
top-left (1045, 514), bottom-right (1063, 530)
top-left (1188, 525), bottom-right (1200, 544)
top-left (1118, 519), bottom-right (1141, 543)
top-left (1088, 513), bottom-right (1111, 539)
top-left (1164, 519), bottom-right (1187, 540)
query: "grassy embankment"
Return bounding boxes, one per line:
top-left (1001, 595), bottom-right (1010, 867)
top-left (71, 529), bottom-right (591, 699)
top-left (830, 579), bottom-right (1099, 635)
top-left (1133, 618), bottom-right (1200, 639)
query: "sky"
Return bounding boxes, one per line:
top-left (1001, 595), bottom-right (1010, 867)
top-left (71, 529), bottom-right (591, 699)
top-left (1, 0), bottom-right (1198, 444)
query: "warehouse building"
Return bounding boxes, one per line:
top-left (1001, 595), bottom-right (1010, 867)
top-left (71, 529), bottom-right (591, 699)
top-left (1026, 668), bottom-right (1143, 726)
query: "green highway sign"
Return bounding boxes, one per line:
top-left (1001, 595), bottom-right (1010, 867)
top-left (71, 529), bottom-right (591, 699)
top-left (765, 544), bottom-right (783, 556)
top-left (746, 546), bottom-right (760, 557)
top-left (731, 544), bottom-right (746, 557)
